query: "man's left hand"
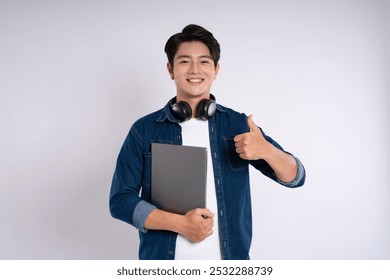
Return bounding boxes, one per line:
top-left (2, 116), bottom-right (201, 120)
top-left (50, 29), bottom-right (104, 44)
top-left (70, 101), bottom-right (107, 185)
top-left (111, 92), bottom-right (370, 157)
top-left (233, 115), bottom-right (271, 160)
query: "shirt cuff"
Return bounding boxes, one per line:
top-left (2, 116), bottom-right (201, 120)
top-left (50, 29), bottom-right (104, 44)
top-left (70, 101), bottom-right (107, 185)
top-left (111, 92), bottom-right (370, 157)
top-left (276, 156), bottom-right (305, 188)
top-left (132, 200), bottom-right (157, 233)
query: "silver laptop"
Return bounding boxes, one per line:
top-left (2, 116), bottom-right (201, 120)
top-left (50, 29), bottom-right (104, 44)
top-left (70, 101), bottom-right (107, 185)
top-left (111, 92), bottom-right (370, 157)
top-left (151, 143), bottom-right (207, 215)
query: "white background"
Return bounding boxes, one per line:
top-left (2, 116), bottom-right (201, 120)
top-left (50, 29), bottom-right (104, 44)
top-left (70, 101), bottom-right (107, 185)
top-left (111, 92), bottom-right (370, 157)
top-left (0, 0), bottom-right (389, 259)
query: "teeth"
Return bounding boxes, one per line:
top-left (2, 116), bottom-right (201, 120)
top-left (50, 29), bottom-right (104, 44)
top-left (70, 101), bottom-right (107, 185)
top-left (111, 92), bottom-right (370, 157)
top-left (188, 79), bottom-right (202, 82)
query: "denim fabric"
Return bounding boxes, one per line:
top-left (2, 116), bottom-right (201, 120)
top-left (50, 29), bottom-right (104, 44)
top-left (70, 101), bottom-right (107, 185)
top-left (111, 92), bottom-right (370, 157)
top-left (110, 101), bottom-right (306, 260)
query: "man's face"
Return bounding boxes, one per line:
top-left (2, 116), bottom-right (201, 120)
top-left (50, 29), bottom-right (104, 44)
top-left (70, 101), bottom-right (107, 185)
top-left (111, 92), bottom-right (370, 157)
top-left (168, 41), bottom-right (220, 101)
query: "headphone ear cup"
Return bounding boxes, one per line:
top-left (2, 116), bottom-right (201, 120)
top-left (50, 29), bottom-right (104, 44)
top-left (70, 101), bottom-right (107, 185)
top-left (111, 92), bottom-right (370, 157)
top-left (196, 99), bottom-right (217, 120)
top-left (171, 101), bottom-right (192, 122)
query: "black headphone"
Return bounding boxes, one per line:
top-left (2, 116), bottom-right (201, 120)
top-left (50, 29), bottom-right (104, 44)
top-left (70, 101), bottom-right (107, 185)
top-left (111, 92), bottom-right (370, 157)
top-left (169, 94), bottom-right (217, 122)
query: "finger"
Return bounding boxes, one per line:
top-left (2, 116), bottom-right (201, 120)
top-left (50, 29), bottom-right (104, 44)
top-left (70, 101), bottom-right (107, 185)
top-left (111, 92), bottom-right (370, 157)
top-left (247, 114), bottom-right (260, 133)
top-left (196, 208), bottom-right (214, 219)
top-left (235, 147), bottom-right (244, 154)
top-left (205, 229), bottom-right (214, 238)
top-left (234, 133), bottom-right (252, 144)
top-left (234, 139), bottom-right (245, 148)
top-left (197, 229), bottom-right (214, 242)
top-left (238, 153), bottom-right (250, 160)
top-left (204, 220), bottom-right (214, 231)
top-left (234, 133), bottom-right (244, 143)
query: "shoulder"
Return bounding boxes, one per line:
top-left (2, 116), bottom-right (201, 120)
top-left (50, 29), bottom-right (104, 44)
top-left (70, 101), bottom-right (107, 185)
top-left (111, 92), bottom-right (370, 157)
top-left (133, 108), bottom-right (163, 127)
top-left (217, 103), bottom-right (246, 117)
top-left (125, 108), bottom-right (163, 143)
top-left (216, 103), bottom-right (249, 133)
top-left (133, 101), bottom-right (174, 128)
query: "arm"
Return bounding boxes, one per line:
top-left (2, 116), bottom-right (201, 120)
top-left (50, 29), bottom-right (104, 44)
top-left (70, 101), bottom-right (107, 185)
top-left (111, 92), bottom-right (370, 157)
top-left (110, 125), bottom-right (215, 242)
top-left (109, 126), bottom-right (147, 227)
top-left (257, 140), bottom-right (298, 183)
top-left (144, 208), bottom-right (215, 243)
top-left (234, 115), bottom-right (301, 183)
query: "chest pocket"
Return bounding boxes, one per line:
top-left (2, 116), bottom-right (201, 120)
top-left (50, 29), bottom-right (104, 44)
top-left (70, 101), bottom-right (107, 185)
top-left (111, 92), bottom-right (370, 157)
top-left (223, 136), bottom-right (249, 171)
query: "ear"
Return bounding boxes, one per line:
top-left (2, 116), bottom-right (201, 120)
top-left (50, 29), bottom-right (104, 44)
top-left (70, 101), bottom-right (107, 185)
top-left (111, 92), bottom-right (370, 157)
top-left (213, 63), bottom-right (220, 79)
top-left (167, 62), bottom-right (174, 80)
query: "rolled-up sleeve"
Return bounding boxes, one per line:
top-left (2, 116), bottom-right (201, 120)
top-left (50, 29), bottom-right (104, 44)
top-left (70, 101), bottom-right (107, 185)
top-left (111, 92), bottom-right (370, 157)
top-left (276, 156), bottom-right (306, 188)
top-left (132, 201), bottom-right (157, 233)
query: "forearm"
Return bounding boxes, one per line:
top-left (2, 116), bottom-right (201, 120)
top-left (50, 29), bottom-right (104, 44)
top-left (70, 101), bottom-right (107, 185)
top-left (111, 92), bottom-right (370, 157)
top-left (263, 143), bottom-right (298, 183)
top-left (144, 208), bottom-right (215, 243)
top-left (144, 208), bottom-right (184, 233)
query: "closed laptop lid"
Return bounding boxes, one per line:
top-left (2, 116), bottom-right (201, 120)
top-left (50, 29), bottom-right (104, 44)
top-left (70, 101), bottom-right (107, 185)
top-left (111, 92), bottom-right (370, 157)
top-left (151, 143), bottom-right (207, 215)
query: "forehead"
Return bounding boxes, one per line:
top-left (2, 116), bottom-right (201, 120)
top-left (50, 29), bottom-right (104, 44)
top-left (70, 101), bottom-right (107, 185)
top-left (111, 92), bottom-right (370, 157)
top-left (174, 41), bottom-right (211, 59)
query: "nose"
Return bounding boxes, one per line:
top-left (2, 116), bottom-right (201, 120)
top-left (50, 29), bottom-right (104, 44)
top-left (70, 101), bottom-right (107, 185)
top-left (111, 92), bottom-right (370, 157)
top-left (189, 62), bottom-right (201, 74)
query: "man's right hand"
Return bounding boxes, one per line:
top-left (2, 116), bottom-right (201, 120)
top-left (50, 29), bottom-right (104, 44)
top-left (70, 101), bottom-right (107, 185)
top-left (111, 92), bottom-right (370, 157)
top-left (144, 207), bottom-right (214, 243)
top-left (179, 208), bottom-right (214, 243)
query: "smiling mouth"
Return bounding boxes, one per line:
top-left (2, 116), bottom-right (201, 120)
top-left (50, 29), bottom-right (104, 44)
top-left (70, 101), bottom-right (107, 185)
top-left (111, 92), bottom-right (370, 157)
top-left (187, 78), bottom-right (204, 83)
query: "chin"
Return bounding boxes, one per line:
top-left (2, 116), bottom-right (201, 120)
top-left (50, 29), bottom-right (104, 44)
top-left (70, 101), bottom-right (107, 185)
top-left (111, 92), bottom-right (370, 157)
top-left (188, 91), bottom-right (210, 98)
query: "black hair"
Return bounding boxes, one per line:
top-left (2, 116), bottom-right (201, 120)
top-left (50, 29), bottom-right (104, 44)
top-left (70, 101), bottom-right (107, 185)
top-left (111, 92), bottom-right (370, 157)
top-left (164, 24), bottom-right (221, 68)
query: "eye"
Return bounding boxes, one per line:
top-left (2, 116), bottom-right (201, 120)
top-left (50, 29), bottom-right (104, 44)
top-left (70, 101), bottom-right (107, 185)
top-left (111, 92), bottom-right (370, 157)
top-left (179, 60), bottom-right (189, 64)
top-left (201, 60), bottom-right (210, 64)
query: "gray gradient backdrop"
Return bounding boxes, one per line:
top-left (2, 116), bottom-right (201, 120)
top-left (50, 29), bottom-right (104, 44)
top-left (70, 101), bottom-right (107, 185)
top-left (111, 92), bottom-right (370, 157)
top-left (1, 0), bottom-right (389, 259)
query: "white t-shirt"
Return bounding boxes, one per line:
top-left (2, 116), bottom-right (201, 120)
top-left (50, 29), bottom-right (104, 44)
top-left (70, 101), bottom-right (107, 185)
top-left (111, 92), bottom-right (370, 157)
top-left (174, 119), bottom-right (222, 259)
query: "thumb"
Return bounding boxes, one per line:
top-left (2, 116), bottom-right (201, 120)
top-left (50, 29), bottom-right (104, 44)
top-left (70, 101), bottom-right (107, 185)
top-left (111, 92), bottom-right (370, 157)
top-left (197, 208), bottom-right (214, 219)
top-left (247, 114), bottom-right (260, 133)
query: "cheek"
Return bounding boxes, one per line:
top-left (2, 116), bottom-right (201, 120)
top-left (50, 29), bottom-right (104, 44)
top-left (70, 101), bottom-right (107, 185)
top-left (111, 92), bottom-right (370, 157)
top-left (209, 72), bottom-right (217, 81)
top-left (206, 68), bottom-right (218, 78)
top-left (174, 78), bottom-right (186, 88)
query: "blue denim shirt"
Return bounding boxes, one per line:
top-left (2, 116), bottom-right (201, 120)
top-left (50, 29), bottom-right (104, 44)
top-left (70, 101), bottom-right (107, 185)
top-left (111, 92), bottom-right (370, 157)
top-left (110, 101), bottom-right (305, 260)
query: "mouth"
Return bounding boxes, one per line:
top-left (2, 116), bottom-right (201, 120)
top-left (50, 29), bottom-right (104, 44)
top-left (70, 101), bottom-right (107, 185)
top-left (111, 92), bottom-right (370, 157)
top-left (187, 78), bottom-right (204, 83)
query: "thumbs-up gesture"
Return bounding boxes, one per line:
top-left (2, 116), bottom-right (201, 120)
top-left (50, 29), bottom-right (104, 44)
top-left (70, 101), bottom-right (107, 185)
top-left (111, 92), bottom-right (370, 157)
top-left (233, 115), bottom-right (271, 160)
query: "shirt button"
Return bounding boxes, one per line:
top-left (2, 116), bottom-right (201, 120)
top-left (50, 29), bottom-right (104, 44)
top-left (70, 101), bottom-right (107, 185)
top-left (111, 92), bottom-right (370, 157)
top-left (169, 250), bottom-right (174, 255)
top-left (176, 135), bottom-right (181, 139)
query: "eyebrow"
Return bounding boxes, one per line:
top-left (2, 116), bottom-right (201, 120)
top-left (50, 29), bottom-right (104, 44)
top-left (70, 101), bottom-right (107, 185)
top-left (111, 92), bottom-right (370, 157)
top-left (175, 55), bottom-right (213, 60)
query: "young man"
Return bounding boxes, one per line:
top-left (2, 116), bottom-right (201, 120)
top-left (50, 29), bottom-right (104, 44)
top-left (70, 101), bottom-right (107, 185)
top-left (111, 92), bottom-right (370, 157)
top-left (110, 24), bottom-right (305, 260)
